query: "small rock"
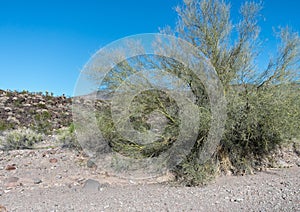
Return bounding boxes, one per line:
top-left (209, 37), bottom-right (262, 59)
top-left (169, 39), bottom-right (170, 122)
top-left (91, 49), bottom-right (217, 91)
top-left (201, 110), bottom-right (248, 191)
top-left (49, 158), bottom-right (58, 163)
top-left (43, 149), bottom-right (57, 157)
top-left (27, 151), bottom-right (37, 157)
top-left (226, 189), bottom-right (232, 193)
top-left (5, 164), bottom-right (16, 171)
top-left (48, 149), bottom-right (57, 154)
top-left (82, 179), bottom-right (108, 192)
top-left (4, 107), bottom-right (12, 112)
top-left (87, 159), bottom-right (97, 168)
top-left (5, 181), bottom-right (22, 188)
top-left (33, 179), bottom-right (42, 184)
top-left (77, 178), bottom-right (85, 183)
top-left (42, 152), bottom-right (48, 158)
top-left (234, 198), bottom-right (244, 203)
top-left (129, 180), bottom-right (136, 184)
top-left (230, 198), bottom-right (243, 203)
top-left (83, 179), bottom-right (101, 192)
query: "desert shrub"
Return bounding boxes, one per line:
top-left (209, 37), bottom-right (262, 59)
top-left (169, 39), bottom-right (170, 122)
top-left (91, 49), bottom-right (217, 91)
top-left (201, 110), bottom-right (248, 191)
top-left (0, 120), bottom-right (14, 131)
top-left (57, 123), bottom-right (81, 150)
top-left (174, 153), bottom-right (218, 186)
top-left (0, 128), bottom-right (43, 150)
top-left (32, 111), bottom-right (52, 134)
top-left (220, 83), bottom-right (300, 173)
top-left (96, 90), bottom-right (181, 159)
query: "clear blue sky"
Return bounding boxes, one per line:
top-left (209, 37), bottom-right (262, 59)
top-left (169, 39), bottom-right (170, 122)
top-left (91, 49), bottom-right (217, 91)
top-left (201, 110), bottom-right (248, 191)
top-left (0, 0), bottom-right (299, 97)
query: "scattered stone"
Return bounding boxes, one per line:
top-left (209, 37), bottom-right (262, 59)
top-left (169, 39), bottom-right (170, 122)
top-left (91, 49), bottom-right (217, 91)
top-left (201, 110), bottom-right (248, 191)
top-left (87, 159), bottom-right (97, 168)
top-left (129, 180), bottom-right (136, 184)
top-left (5, 178), bottom-right (22, 188)
top-left (230, 198), bottom-right (244, 203)
top-left (234, 198), bottom-right (244, 203)
top-left (281, 194), bottom-right (287, 200)
top-left (6, 182), bottom-right (22, 188)
top-left (77, 178), bottom-right (86, 184)
top-left (226, 189), bottom-right (232, 193)
top-left (33, 179), bottom-right (42, 184)
top-left (27, 151), bottom-right (37, 157)
top-left (82, 179), bottom-right (108, 192)
top-left (5, 164), bottom-right (16, 171)
top-left (49, 158), bottom-right (58, 163)
top-left (4, 107), bottom-right (12, 112)
top-left (48, 149), bottom-right (57, 154)
top-left (83, 179), bottom-right (101, 192)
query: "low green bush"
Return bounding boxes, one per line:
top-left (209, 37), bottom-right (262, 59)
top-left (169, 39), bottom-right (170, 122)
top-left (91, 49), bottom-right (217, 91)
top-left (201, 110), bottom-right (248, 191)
top-left (57, 123), bottom-right (81, 150)
top-left (0, 128), bottom-right (43, 150)
top-left (0, 120), bottom-right (14, 131)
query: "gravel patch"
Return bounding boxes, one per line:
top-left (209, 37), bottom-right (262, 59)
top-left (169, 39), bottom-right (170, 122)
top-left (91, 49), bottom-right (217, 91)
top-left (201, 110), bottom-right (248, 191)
top-left (1, 166), bottom-right (299, 211)
top-left (0, 145), bottom-right (299, 211)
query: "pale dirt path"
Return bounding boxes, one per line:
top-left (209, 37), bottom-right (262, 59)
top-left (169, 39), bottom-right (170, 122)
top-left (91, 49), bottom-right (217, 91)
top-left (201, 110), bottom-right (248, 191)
top-left (0, 146), bottom-right (299, 211)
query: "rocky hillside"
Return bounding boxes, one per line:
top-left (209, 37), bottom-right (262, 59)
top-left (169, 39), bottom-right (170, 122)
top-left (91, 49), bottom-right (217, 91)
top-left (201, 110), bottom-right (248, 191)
top-left (0, 90), bottom-right (72, 133)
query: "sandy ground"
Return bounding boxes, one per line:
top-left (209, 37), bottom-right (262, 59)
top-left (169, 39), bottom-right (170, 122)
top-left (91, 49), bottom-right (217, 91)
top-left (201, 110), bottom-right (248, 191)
top-left (0, 143), bottom-right (299, 211)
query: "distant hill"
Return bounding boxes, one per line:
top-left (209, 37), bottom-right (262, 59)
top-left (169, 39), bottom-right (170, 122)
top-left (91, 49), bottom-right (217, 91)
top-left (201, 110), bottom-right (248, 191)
top-left (0, 89), bottom-right (113, 133)
top-left (0, 90), bottom-right (72, 133)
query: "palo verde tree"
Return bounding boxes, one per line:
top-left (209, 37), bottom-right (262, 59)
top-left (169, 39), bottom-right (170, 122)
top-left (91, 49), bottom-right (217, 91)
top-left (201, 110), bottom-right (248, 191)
top-left (84, 0), bottom-right (300, 185)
